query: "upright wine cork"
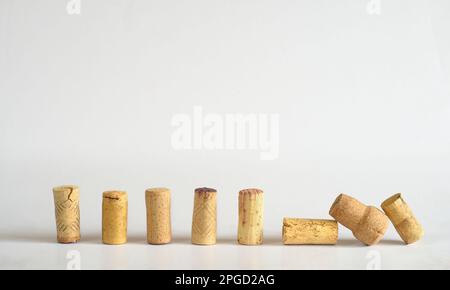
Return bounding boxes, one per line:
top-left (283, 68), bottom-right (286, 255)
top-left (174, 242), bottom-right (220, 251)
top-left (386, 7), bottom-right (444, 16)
top-left (381, 193), bottom-right (424, 244)
top-left (146, 188), bottom-right (172, 244)
top-left (53, 185), bottom-right (80, 244)
top-left (329, 194), bottom-right (389, 246)
top-left (191, 187), bottom-right (217, 245)
top-left (282, 218), bottom-right (338, 245)
top-left (102, 191), bottom-right (128, 245)
top-left (238, 188), bottom-right (264, 245)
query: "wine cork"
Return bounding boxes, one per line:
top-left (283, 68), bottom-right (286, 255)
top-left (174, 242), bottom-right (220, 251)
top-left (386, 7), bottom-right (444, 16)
top-left (381, 193), bottom-right (424, 244)
top-left (329, 194), bottom-right (389, 246)
top-left (238, 188), bottom-right (264, 245)
top-left (282, 218), bottom-right (338, 245)
top-left (146, 188), bottom-right (172, 244)
top-left (192, 187), bottom-right (217, 245)
top-left (53, 185), bottom-right (80, 244)
top-left (102, 191), bottom-right (128, 245)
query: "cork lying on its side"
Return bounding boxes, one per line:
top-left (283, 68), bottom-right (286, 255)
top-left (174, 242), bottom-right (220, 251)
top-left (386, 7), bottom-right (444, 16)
top-left (238, 188), bottom-right (264, 245)
top-left (192, 187), bottom-right (217, 245)
top-left (282, 218), bottom-right (338, 245)
top-left (53, 185), bottom-right (81, 244)
top-left (146, 188), bottom-right (172, 245)
top-left (102, 191), bottom-right (128, 245)
top-left (329, 194), bottom-right (389, 246)
top-left (381, 193), bottom-right (424, 244)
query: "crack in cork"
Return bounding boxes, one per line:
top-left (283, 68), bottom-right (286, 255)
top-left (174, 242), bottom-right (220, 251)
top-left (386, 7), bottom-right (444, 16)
top-left (103, 196), bottom-right (120, 201)
top-left (67, 187), bottom-right (74, 202)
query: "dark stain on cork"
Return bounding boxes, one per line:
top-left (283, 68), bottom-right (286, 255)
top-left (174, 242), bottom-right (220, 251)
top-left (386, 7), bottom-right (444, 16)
top-left (195, 187), bottom-right (217, 198)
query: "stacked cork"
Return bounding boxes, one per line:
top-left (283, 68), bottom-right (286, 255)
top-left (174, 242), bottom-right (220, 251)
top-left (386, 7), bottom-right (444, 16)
top-left (51, 185), bottom-right (424, 246)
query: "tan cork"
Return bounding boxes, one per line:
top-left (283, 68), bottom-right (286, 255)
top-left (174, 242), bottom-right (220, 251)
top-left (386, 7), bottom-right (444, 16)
top-left (102, 191), bottom-right (128, 245)
top-left (381, 193), bottom-right (424, 244)
top-left (238, 188), bottom-right (264, 245)
top-left (282, 218), bottom-right (338, 245)
top-left (146, 188), bottom-right (172, 245)
top-left (53, 185), bottom-right (81, 244)
top-left (192, 187), bottom-right (217, 245)
top-left (329, 194), bottom-right (389, 246)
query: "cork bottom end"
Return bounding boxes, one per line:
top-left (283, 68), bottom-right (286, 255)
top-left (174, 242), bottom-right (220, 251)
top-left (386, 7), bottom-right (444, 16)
top-left (57, 237), bottom-right (80, 244)
top-left (238, 243), bottom-right (264, 246)
top-left (147, 240), bottom-right (172, 245)
top-left (238, 240), bottom-right (263, 246)
top-left (192, 241), bottom-right (217, 246)
top-left (103, 241), bottom-right (127, 245)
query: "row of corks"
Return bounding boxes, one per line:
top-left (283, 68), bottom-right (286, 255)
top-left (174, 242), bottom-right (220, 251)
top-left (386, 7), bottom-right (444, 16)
top-left (52, 186), bottom-right (424, 246)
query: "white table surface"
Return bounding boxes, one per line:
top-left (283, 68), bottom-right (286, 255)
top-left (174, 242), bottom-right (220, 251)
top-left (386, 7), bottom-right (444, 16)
top-left (1, 226), bottom-right (449, 270)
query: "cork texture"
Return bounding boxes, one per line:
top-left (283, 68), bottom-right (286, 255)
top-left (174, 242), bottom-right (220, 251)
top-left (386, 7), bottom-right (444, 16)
top-left (146, 188), bottom-right (172, 244)
top-left (238, 188), bottom-right (264, 245)
top-left (53, 185), bottom-right (80, 244)
top-left (191, 188), bottom-right (217, 245)
top-left (382, 193), bottom-right (424, 244)
top-left (102, 191), bottom-right (128, 245)
top-left (330, 193), bottom-right (389, 246)
top-left (283, 218), bottom-right (338, 245)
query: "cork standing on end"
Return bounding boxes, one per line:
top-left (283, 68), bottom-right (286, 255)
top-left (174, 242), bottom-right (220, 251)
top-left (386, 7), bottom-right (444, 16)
top-left (146, 188), bottom-right (172, 245)
top-left (329, 193), bottom-right (389, 246)
top-left (102, 191), bottom-right (128, 245)
top-left (53, 185), bottom-right (81, 244)
top-left (192, 187), bottom-right (217, 245)
top-left (238, 188), bottom-right (264, 245)
top-left (381, 193), bottom-right (424, 244)
top-left (282, 218), bottom-right (338, 245)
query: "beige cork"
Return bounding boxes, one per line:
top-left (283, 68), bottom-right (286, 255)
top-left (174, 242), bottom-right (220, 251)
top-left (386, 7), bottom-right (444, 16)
top-left (192, 187), bottom-right (217, 245)
top-left (146, 188), bottom-right (172, 245)
top-left (102, 191), bottom-right (128, 245)
top-left (329, 194), bottom-right (389, 246)
top-left (53, 185), bottom-right (80, 244)
top-left (282, 218), bottom-right (338, 245)
top-left (381, 193), bottom-right (424, 244)
top-left (238, 188), bottom-right (264, 245)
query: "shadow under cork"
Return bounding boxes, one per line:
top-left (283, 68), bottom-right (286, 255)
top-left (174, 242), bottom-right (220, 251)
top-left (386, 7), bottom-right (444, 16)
top-left (167, 235), bottom-right (282, 246)
top-left (217, 236), bottom-right (282, 247)
top-left (80, 233), bottom-right (148, 245)
top-left (337, 239), bottom-right (404, 248)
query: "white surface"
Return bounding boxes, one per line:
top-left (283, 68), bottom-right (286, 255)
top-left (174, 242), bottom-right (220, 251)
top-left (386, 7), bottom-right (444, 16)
top-left (1, 226), bottom-right (449, 270)
top-left (1, 0), bottom-right (450, 269)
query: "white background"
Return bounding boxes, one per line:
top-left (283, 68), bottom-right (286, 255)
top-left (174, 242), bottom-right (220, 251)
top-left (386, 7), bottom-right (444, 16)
top-left (0, 0), bottom-right (449, 269)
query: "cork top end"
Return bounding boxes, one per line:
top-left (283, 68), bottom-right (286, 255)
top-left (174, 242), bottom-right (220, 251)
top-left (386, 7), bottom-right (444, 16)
top-left (146, 187), bottom-right (171, 195)
top-left (53, 185), bottom-right (78, 193)
top-left (195, 187), bottom-right (217, 197)
top-left (329, 193), bottom-right (347, 216)
top-left (103, 191), bottom-right (127, 200)
top-left (195, 187), bottom-right (217, 192)
top-left (239, 188), bottom-right (263, 196)
top-left (381, 193), bottom-right (403, 209)
top-left (53, 185), bottom-right (79, 200)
